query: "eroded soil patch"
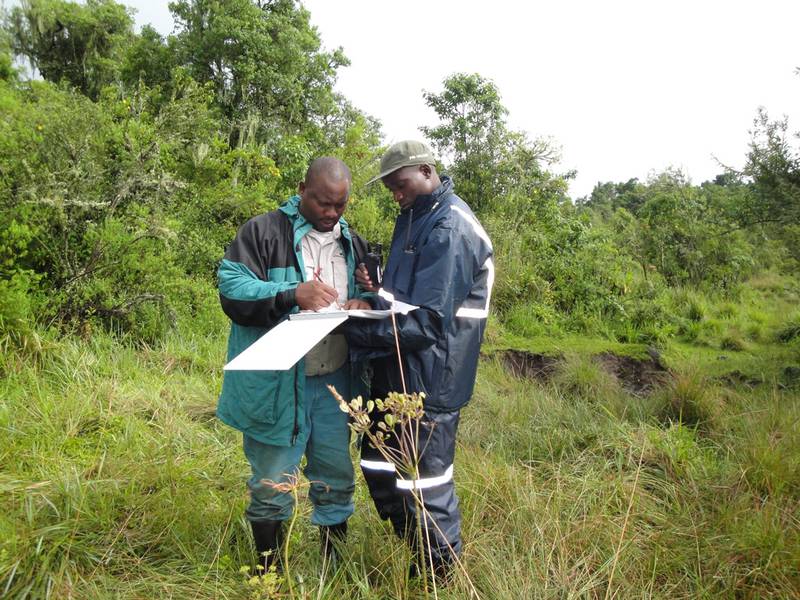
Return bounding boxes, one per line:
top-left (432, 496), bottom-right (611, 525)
top-left (597, 351), bottom-right (669, 393)
top-left (501, 350), bottom-right (560, 381)
top-left (501, 349), bottom-right (669, 393)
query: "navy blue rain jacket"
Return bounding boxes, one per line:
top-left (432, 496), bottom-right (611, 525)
top-left (346, 176), bottom-right (494, 411)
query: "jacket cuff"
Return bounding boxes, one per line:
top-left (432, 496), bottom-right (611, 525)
top-left (275, 286), bottom-right (297, 310)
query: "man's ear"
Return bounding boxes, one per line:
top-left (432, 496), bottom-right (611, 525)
top-left (298, 181), bottom-right (306, 196)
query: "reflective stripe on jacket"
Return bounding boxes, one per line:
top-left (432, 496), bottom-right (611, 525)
top-left (347, 176), bottom-right (494, 411)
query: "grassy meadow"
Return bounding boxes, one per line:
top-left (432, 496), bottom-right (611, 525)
top-left (2, 275), bottom-right (799, 599)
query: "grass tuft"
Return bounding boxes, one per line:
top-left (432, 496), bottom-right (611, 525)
top-left (720, 330), bottom-right (749, 352)
top-left (776, 313), bottom-right (800, 343)
top-left (653, 371), bottom-right (721, 429)
top-left (552, 352), bottom-right (623, 403)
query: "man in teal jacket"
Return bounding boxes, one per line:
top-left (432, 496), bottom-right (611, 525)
top-left (217, 157), bottom-right (371, 571)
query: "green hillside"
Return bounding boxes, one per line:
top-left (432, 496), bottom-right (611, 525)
top-left (1, 1), bottom-right (799, 598)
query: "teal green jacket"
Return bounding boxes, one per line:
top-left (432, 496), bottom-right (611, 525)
top-left (216, 196), bottom-right (370, 446)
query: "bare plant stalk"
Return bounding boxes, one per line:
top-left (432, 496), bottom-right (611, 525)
top-left (283, 480), bottom-right (300, 598)
top-left (390, 311), bottom-right (407, 395)
top-left (326, 300), bottom-right (482, 597)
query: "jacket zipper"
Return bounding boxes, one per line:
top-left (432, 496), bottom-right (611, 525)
top-left (291, 362), bottom-right (300, 445)
top-left (288, 218), bottom-right (353, 446)
top-left (404, 208), bottom-right (415, 253)
top-left (292, 238), bottom-right (302, 446)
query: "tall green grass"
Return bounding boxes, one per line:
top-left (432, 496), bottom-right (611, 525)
top-left (1, 323), bottom-right (799, 598)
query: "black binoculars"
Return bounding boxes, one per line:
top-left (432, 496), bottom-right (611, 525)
top-left (363, 243), bottom-right (383, 286)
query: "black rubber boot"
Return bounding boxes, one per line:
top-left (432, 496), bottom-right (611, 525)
top-left (390, 512), bottom-right (415, 541)
top-left (250, 519), bottom-right (284, 574)
top-left (410, 554), bottom-right (455, 587)
top-left (431, 555), bottom-right (455, 587)
top-left (320, 521), bottom-right (348, 568)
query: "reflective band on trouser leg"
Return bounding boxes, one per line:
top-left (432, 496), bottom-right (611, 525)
top-left (360, 425), bottom-right (406, 524)
top-left (399, 410), bottom-right (462, 561)
top-left (396, 464), bottom-right (454, 490)
top-left (455, 306), bottom-right (488, 319)
top-left (360, 459), bottom-right (396, 472)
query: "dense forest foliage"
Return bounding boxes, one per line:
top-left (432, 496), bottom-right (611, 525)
top-left (1, 0), bottom-right (798, 350)
top-left (1, 1), bottom-right (799, 598)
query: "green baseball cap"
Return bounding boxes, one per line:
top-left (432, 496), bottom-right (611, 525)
top-left (367, 140), bottom-right (436, 185)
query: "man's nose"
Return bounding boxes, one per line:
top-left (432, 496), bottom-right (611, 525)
top-left (393, 190), bottom-right (404, 203)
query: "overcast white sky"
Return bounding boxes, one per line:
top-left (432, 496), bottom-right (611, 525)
top-left (117, 1), bottom-right (800, 198)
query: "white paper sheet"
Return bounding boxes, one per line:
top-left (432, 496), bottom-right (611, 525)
top-left (377, 288), bottom-right (418, 315)
top-left (223, 313), bottom-right (347, 371)
top-left (223, 299), bottom-right (420, 372)
top-left (290, 308), bottom-right (399, 320)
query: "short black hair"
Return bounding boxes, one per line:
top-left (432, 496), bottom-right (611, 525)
top-left (305, 157), bottom-right (351, 187)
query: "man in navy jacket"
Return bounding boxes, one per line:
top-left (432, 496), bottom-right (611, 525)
top-left (347, 140), bottom-right (494, 580)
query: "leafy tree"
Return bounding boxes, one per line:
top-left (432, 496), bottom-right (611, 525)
top-left (6, 0), bottom-right (134, 100)
top-left (632, 170), bottom-right (756, 287)
top-left (579, 178), bottom-right (646, 217)
top-left (120, 25), bottom-right (176, 92)
top-left (0, 12), bottom-right (15, 82)
top-left (0, 70), bottom-right (249, 339)
top-left (0, 51), bottom-right (14, 82)
top-left (168, 0), bottom-right (347, 142)
top-left (421, 73), bottom-right (507, 204)
top-left (421, 72), bottom-right (560, 212)
top-left (0, 0), bottom-right (389, 342)
top-left (420, 73), bottom-right (641, 335)
top-left (739, 108), bottom-right (800, 262)
top-left (493, 130), bottom-right (567, 201)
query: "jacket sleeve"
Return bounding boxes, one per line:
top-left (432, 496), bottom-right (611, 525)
top-left (218, 217), bottom-right (298, 328)
top-left (345, 219), bottom-right (475, 352)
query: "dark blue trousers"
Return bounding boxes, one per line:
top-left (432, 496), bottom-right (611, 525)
top-left (359, 408), bottom-right (462, 565)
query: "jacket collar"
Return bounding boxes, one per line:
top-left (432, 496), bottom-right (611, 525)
top-left (403, 175), bottom-right (454, 216)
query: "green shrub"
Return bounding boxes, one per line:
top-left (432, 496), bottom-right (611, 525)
top-left (747, 308), bottom-right (769, 325)
top-left (735, 391), bottom-right (800, 497)
top-left (686, 298), bottom-right (706, 322)
top-left (717, 302), bottom-right (740, 319)
top-left (645, 423), bottom-right (718, 481)
top-left (776, 313), bottom-right (800, 343)
top-left (0, 77), bottom-right (277, 342)
top-left (504, 302), bottom-right (562, 338)
top-left (720, 331), bottom-right (749, 352)
top-left (669, 288), bottom-right (708, 322)
top-left (0, 271), bottom-right (39, 353)
top-left (695, 318), bottom-right (724, 347)
top-left (745, 323), bottom-right (764, 342)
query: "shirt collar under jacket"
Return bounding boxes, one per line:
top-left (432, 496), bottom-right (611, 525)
top-left (280, 195), bottom-right (351, 251)
top-left (304, 221), bottom-right (342, 243)
top-left (279, 195), bottom-right (350, 230)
